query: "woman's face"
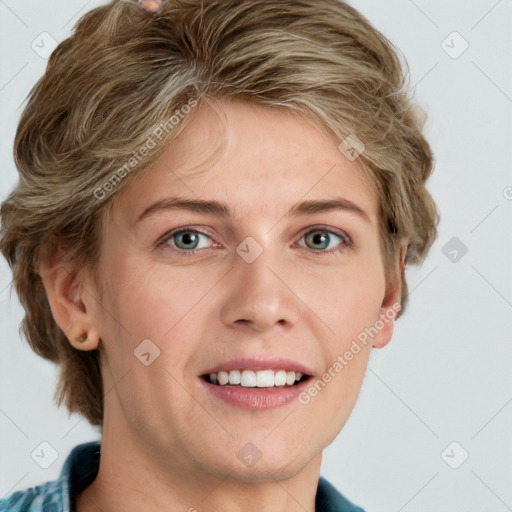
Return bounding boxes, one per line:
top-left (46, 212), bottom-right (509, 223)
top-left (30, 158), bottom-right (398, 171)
top-left (87, 99), bottom-right (400, 480)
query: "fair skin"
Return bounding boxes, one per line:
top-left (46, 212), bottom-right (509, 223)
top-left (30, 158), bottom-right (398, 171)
top-left (40, 99), bottom-right (406, 512)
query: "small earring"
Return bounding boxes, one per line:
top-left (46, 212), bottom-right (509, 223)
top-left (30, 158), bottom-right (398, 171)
top-left (75, 333), bottom-right (88, 343)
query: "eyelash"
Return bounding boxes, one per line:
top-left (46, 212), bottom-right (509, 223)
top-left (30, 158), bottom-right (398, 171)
top-left (156, 226), bottom-right (353, 256)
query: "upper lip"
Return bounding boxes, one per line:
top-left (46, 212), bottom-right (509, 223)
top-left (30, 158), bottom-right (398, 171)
top-left (201, 357), bottom-right (314, 377)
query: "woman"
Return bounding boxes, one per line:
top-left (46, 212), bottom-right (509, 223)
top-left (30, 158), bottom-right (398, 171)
top-left (0, 0), bottom-right (438, 510)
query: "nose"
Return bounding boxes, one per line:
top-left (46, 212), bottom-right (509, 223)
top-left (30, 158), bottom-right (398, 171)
top-left (219, 243), bottom-right (302, 334)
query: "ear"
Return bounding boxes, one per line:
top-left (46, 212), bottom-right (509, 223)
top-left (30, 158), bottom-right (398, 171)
top-left (372, 242), bottom-right (408, 349)
top-left (38, 259), bottom-right (101, 352)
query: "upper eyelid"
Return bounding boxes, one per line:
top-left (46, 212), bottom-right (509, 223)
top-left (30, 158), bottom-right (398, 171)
top-left (158, 227), bottom-right (215, 245)
top-left (299, 227), bottom-right (352, 246)
top-left (158, 225), bottom-right (352, 248)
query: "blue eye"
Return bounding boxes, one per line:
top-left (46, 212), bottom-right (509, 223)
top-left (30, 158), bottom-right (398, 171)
top-left (163, 229), bottom-right (212, 252)
top-left (300, 228), bottom-right (351, 254)
top-left (158, 226), bottom-right (352, 255)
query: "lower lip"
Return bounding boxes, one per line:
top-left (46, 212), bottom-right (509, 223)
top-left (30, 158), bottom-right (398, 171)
top-left (200, 377), bottom-right (311, 410)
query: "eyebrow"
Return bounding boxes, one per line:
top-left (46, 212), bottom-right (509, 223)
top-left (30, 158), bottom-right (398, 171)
top-left (137, 196), bottom-right (371, 223)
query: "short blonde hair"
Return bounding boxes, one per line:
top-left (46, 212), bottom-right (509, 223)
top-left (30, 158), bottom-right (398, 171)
top-left (0, 0), bottom-right (439, 427)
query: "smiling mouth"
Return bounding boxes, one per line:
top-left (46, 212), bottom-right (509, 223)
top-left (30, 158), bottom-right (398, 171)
top-left (201, 369), bottom-right (310, 388)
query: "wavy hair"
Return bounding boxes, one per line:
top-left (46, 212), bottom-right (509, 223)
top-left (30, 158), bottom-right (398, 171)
top-left (0, 0), bottom-right (439, 427)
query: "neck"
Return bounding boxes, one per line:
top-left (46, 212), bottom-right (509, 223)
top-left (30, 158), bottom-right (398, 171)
top-left (76, 402), bottom-right (322, 512)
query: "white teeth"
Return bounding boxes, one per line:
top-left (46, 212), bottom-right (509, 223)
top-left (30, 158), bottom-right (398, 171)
top-left (274, 370), bottom-right (287, 386)
top-left (228, 370), bottom-right (241, 385)
top-left (241, 370), bottom-right (257, 387)
top-left (207, 369), bottom-right (306, 387)
top-left (257, 370), bottom-right (274, 388)
top-left (217, 371), bottom-right (229, 385)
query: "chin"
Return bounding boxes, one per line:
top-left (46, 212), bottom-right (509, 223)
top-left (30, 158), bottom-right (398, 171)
top-left (219, 456), bottom-right (309, 484)
top-left (199, 437), bottom-right (317, 483)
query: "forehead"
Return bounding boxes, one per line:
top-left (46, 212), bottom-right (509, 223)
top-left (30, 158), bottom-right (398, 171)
top-left (113, 98), bottom-right (380, 226)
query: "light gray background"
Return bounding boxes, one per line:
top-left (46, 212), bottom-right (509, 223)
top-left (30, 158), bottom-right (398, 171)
top-left (1, 1), bottom-right (511, 511)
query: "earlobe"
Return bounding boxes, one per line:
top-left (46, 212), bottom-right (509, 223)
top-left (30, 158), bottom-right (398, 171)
top-left (38, 261), bottom-right (100, 352)
top-left (373, 242), bottom-right (407, 349)
top-left (373, 279), bottom-right (401, 350)
top-left (72, 328), bottom-right (101, 351)
top-left (372, 303), bottom-right (398, 349)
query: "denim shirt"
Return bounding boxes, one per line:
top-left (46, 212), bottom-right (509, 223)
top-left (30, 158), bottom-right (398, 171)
top-left (0, 442), bottom-right (365, 512)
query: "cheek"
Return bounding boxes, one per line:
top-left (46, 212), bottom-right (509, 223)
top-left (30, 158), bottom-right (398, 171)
top-left (313, 262), bottom-right (385, 340)
top-left (315, 259), bottom-right (385, 413)
top-left (303, 272), bottom-right (381, 422)
top-left (94, 259), bottom-right (202, 413)
top-left (96, 256), bottom-right (214, 370)
top-left (99, 252), bottom-right (183, 333)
